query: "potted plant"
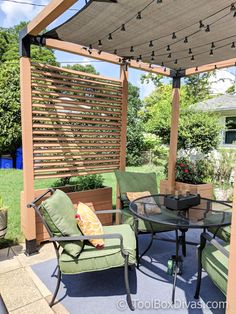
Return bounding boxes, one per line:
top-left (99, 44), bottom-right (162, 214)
top-left (26, 174), bottom-right (113, 244)
top-left (0, 196), bottom-right (8, 239)
top-left (160, 154), bottom-right (213, 198)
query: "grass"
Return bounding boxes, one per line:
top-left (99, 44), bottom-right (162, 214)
top-left (0, 165), bottom-right (164, 245)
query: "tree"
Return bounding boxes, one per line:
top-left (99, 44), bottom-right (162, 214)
top-left (126, 83), bottom-right (146, 166)
top-left (143, 83), bottom-right (222, 154)
top-left (64, 64), bottom-right (98, 74)
top-left (0, 23), bottom-right (58, 156)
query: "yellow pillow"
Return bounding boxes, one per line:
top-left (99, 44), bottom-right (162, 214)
top-left (75, 202), bottom-right (104, 249)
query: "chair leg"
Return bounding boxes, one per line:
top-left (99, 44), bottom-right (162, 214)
top-left (181, 230), bottom-right (187, 257)
top-left (124, 254), bottom-right (134, 311)
top-left (194, 245), bottom-right (203, 299)
top-left (49, 267), bottom-right (62, 307)
top-left (135, 233), bottom-right (140, 269)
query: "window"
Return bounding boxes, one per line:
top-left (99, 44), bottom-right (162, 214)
top-left (224, 117), bottom-right (236, 144)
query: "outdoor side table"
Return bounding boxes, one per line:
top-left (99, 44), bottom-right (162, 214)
top-left (129, 194), bottom-right (232, 303)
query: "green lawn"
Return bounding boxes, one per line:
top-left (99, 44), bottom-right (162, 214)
top-left (0, 165), bottom-right (163, 245)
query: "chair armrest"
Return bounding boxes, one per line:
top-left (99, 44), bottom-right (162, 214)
top-left (27, 188), bottom-right (54, 208)
top-left (94, 209), bottom-right (121, 215)
top-left (49, 233), bottom-right (128, 255)
top-left (200, 232), bottom-right (229, 258)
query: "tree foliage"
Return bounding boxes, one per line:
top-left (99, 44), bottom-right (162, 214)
top-left (64, 64), bottom-right (99, 74)
top-left (0, 23), bottom-right (57, 155)
top-left (143, 83), bottom-right (222, 154)
top-left (126, 83), bottom-right (146, 166)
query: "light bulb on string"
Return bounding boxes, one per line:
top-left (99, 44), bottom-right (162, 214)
top-left (108, 33), bottom-right (113, 40)
top-left (191, 55), bottom-right (195, 61)
top-left (211, 42), bottom-right (215, 49)
top-left (172, 32), bottom-right (177, 39)
top-left (151, 51), bottom-right (155, 57)
top-left (136, 11), bottom-right (142, 19)
top-left (168, 53), bottom-right (172, 58)
top-left (195, 66), bottom-right (198, 71)
top-left (199, 20), bottom-right (205, 30)
top-left (121, 24), bottom-right (126, 31)
top-left (188, 48), bottom-right (192, 54)
top-left (89, 44), bottom-right (93, 50)
top-left (157, 0), bottom-right (162, 3)
top-left (210, 49), bottom-right (214, 55)
top-left (98, 40), bottom-right (102, 47)
top-left (161, 62), bottom-right (164, 67)
top-left (149, 40), bottom-right (154, 47)
top-left (231, 42), bottom-right (235, 49)
top-left (174, 59), bottom-right (178, 64)
top-left (130, 46), bottom-right (134, 52)
top-left (166, 45), bottom-right (171, 51)
top-left (184, 37), bottom-right (188, 44)
top-left (114, 49), bottom-right (117, 55)
top-left (205, 25), bottom-right (210, 32)
top-left (230, 3), bottom-right (236, 11)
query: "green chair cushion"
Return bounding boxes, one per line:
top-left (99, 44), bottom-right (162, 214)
top-left (202, 242), bottom-right (229, 296)
top-left (207, 226), bottom-right (231, 243)
top-left (59, 224), bottom-right (136, 274)
top-left (122, 209), bottom-right (174, 233)
top-left (115, 170), bottom-right (158, 199)
top-left (42, 189), bottom-right (83, 257)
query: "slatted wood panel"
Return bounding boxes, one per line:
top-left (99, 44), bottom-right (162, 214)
top-left (31, 63), bottom-right (123, 179)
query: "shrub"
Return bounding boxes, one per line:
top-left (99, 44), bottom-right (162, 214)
top-left (143, 133), bottom-right (168, 167)
top-left (72, 174), bottom-right (104, 191)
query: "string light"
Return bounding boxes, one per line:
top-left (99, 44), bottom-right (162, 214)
top-left (199, 20), bottom-right (205, 30)
top-left (184, 37), bottom-right (188, 44)
top-left (191, 55), bottom-right (195, 61)
top-left (121, 24), bottom-right (126, 31)
top-left (149, 40), bottom-right (154, 47)
top-left (161, 62), bottom-right (164, 67)
top-left (157, 0), bottom-right (162, 3)
top-left (172, 32), bottom-right (177, 39)
top-left (108, 33), bottom-right (113, 40)
top-left (130, 46), bottom-right (134, 52)
top-left (174, 59), bottom-right (178, 64)
top-left (230, 3), bottom-right (236, 11)
top-left (166, 45), bottom-right (171, 51)
top-left (136, 11), bottom-right (142, 19)
top-left (98, 40), bottom-right (102, 47)
top-left (168, 53), bottom-right (172, 58)
top-left (211, 42), bottom-right (215, 48)
top-left (195, 66), bottom-right (198, 71)
top-left (151, 51), bottom-right (155, 57)
top-left (231, 41), bottom-right (235, 49)
top-left (205, 25), bottom-right (210, 32)
top-left (114, 49), bottom-right (117, 55)
top-left (188, 48), bottom-right (192, 54)
top-left (210, 49), bottom-right (214, 55)
top-left (89, 44), bottom-right (93, 49)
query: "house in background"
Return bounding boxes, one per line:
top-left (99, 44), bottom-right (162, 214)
top-left (195, 94), bottom-right (236, 147)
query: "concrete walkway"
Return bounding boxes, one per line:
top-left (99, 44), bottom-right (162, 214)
top-left (0, 243), bottom-right (69, 314)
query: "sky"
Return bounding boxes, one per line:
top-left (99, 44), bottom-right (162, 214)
top-left (0, 0), bottom-right (156, 99)
top-left (0, 0), bottom-right (235, 98)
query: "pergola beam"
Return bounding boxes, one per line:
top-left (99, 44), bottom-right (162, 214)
top-left (45, 38), bottom-right (171, 77)
top-left (186, 58), bottom-right (236, 76)
top-left (26, 0), bottom-right (77, 36)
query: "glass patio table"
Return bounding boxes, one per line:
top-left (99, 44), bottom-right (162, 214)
top-left (129, 194), bottom-right (232, 303)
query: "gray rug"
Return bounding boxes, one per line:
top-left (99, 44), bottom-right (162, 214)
top-left (31, 230), bottom-right (226, 314)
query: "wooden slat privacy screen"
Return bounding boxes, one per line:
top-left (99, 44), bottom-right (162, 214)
top-left (31, 63), bottom-right (123, 179)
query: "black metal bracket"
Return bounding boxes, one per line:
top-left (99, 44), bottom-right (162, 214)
top-left (19, 26), bottom-right (47, 57)
top-left (172, 76), bottom-right (181, 89)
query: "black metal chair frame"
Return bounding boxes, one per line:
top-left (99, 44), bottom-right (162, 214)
top-left (194, 231), bottom-right (229, 299)
top-left (120, 197), bottom-right (187, 267)
top-left (27, 188), bottom-right (135, 311)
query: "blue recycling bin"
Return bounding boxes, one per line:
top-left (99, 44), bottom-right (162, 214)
top-left (16, 147), bottom-right (23, 169)
top-left (0, 156), bottom-right (13, 169)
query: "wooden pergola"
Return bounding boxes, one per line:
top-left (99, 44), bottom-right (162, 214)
top-left (20, 1), bottom-right (236, 312)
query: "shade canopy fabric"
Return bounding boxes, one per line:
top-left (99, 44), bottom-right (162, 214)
top-left (45, 0), bottom-right (236, 71)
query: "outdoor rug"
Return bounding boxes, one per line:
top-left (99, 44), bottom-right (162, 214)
top-left (31, 230), bottom-right (226, 314)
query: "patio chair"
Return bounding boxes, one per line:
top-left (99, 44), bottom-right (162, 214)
top-left (207, 225), bottom-right (231, 243)
top-left (194, 232), bottom-right (229, 299)
top-left (27, 188), bottom-right (136, 311)
top-left (115, 171), bottom-right (185, 261)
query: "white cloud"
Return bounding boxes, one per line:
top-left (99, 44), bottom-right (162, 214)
top-left (0, 0), bottom-right (49, 27)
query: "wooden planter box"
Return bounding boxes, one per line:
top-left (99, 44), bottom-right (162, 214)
top-left (21, 186), bottom-right (112, 244)
top-left (160, 180), bottom-right (213, 199)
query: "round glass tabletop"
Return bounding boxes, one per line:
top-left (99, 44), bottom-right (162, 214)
top-left (129, 194), bottom-right (232, 229)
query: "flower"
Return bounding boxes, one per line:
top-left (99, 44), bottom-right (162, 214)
top-left (180, 163), bottom-right (184, 167)
top-left (184, 169), bottom-right (189, 173)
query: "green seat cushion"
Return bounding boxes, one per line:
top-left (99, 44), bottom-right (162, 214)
top-left (202, 242), bottom-right (229, 296)
top-left (122, 209), bottom-right (174, 233)
top-left (42, 189), bottom-right (83, 257)
top-left (207, 226), bottom-right (231, 243)
top-left (115, 170), bottom-right (158, 199)
top-left (59, 224), bottom-right (136, 274)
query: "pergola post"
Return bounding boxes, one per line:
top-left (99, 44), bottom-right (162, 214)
top-left (20, 36), bottom-right (37, 255)
top-left (226, 163), bottom-right (236, 314)
top-left (167, 76), bottom-right (181, 193)
top-left (116, 64), bottom-right (128, 223)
